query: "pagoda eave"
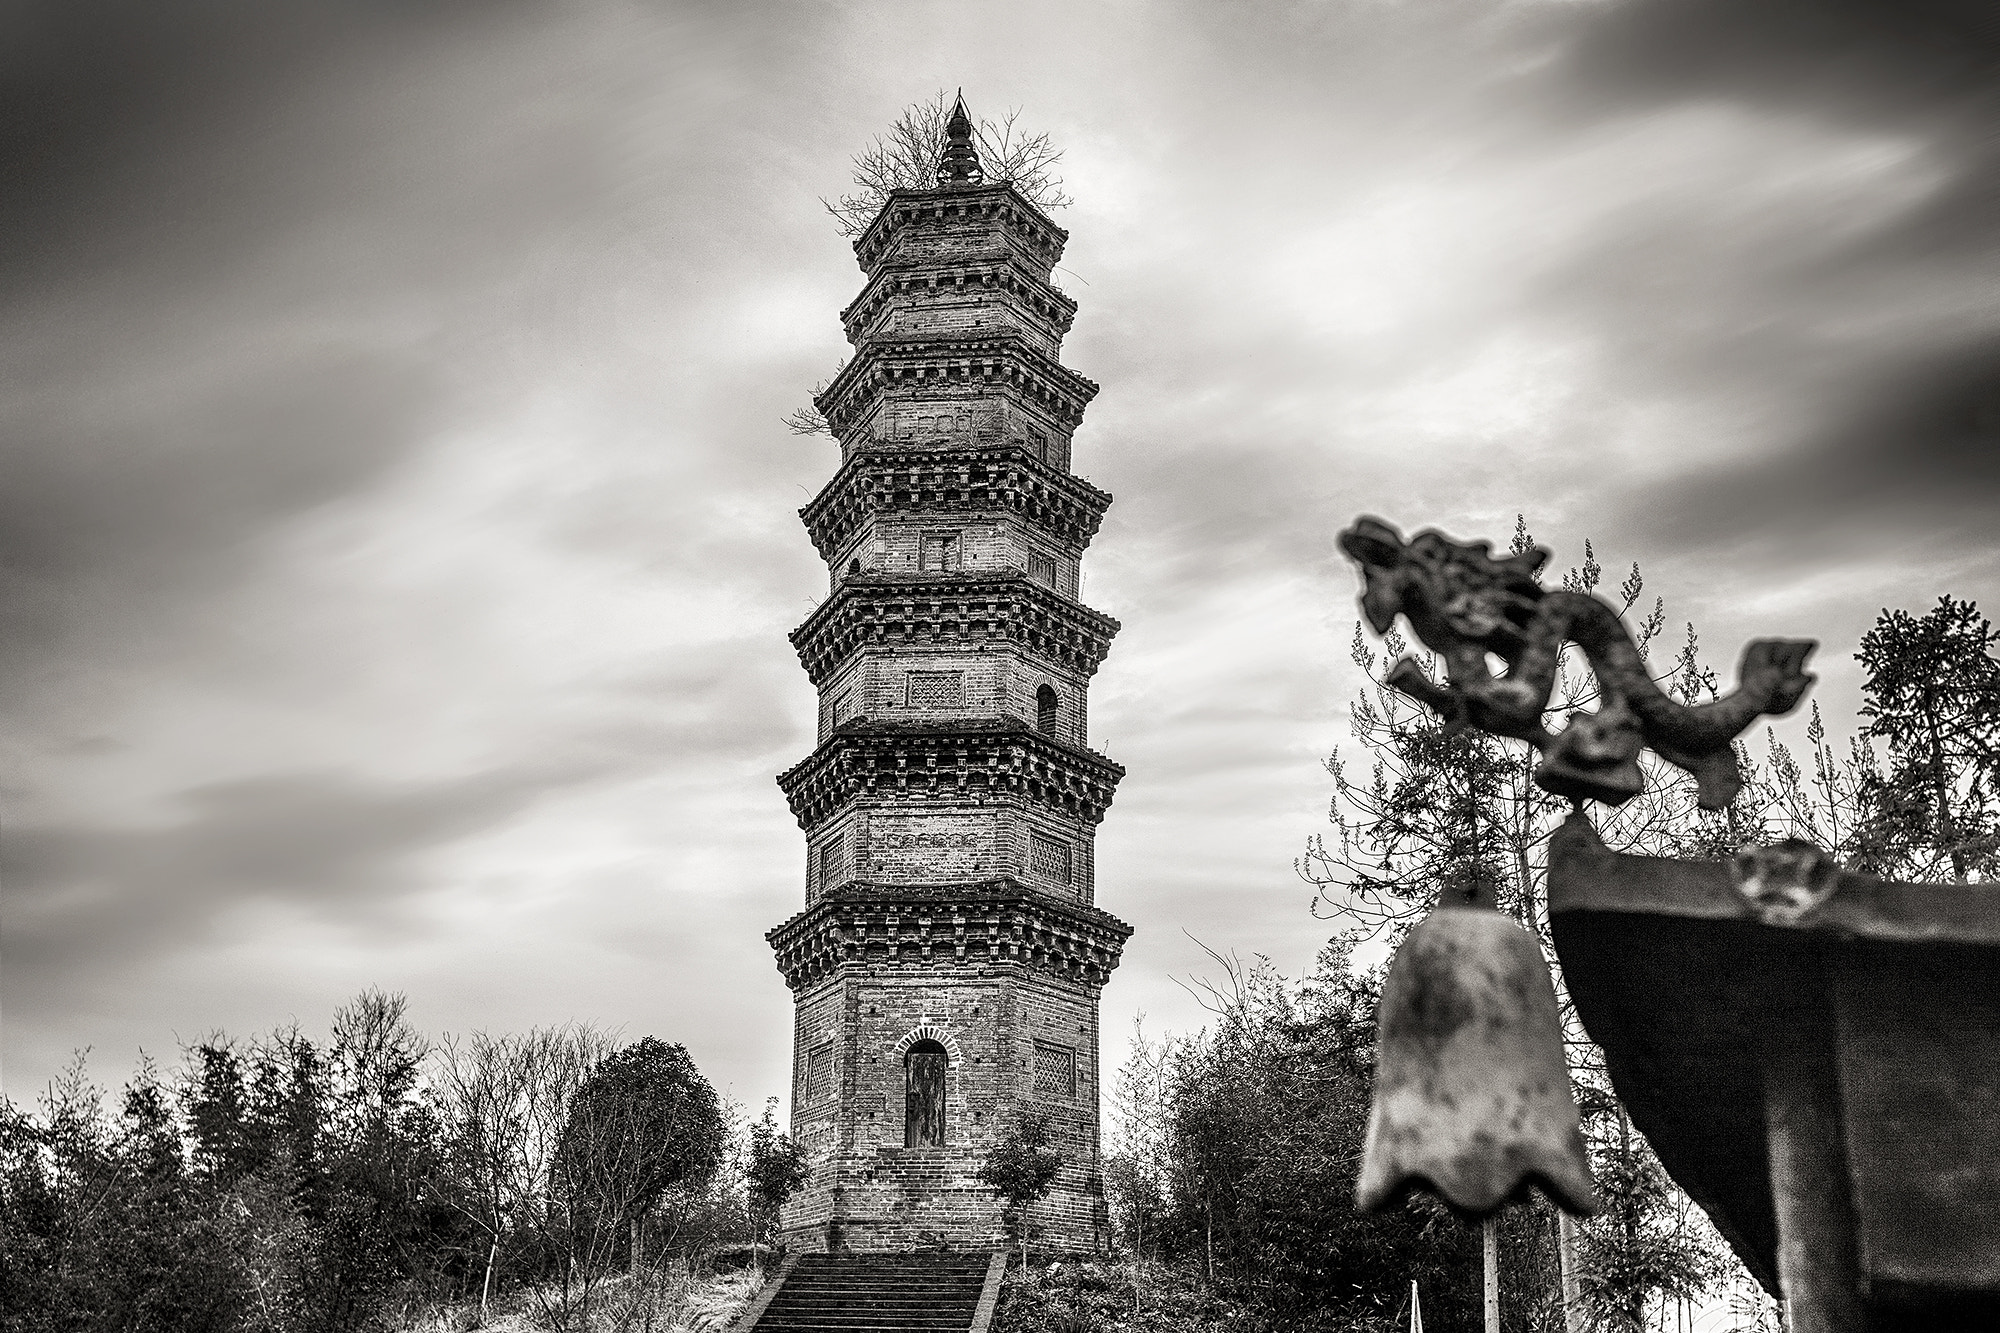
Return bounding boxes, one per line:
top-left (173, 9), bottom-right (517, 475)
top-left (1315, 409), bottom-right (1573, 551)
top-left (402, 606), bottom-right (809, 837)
top-left (798, 444), bottom-right (1113, 560)
top-left (789, 572), bottom-right (1120, 685)
top-left (775, 721), bottom-right (1126, 830)
top-left (766, 879), bottom-right (1133, 992)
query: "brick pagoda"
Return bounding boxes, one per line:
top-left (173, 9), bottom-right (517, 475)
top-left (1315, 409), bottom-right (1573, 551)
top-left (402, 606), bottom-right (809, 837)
top-left (769, 98), bottom-right (1132, 1254)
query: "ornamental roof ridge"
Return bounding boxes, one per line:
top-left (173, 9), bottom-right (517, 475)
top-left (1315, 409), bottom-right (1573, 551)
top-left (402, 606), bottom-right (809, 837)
top-left (773, 720), bottom-right (1127, 827)
top-left (813, 333), bottom-right (1102, 415)
top-left (787, 576), bottom-right (1121, 685)
top-left (838, 258), bottom-right (1079, 329)
top-left (797, 441), bottom-right (1115, 520)
top-left (787, 569), bottom-right (1123, 640)
top-left (765, 882), bottom-right (1135, 942)
top-left (844, 331), bottom-right (1099, 384)
top-left (797, 716), bottom-right (1125, 771)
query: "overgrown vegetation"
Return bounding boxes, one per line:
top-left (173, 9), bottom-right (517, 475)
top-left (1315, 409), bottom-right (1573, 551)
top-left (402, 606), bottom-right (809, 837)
top-left (821, 90), bottom-right (1071, 237)
top-left (1100, 944), bottom-right (1557, 1332)
top-left (0, 994), bottom-right (800, 1332)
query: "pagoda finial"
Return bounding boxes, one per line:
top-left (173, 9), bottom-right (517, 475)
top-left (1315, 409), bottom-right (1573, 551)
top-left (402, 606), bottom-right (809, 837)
top-left (937, 90), bottom-right (984, 187)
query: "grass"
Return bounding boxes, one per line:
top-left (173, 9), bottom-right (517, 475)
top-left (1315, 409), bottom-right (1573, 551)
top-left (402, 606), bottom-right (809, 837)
top-left (391, 1263), bottom-right (765, 1333)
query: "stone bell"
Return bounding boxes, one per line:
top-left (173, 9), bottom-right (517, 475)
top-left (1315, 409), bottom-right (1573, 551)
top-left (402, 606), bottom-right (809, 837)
top-left (1356, 871), bottom-right (1598, 1219)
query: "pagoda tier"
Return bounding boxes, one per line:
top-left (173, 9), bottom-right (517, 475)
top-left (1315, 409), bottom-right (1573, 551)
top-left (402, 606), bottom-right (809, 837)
top-left (790, 572), bottom-right (1120, 688)
top-left (851, 183), bottom-right (1069, 280)
top-left (768, 882), bottom-right (1132, 993)
top-left (777, 720), bottom-right (1124, 832)
top-left (841, 259), bottom-right (1077, 354)
top-left (813, 333), bottom-right (1100, 442)
top-left (800, 444), bottom-right (1112, 564)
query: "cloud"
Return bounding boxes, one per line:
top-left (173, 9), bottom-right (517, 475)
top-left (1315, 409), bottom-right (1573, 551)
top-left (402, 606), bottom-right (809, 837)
top-left (1639, 331), bottom-right (2000, 542)
top-left (3, 757), bottom-right (622, 992)
top-left (0, 349), bottom-right (440, 678)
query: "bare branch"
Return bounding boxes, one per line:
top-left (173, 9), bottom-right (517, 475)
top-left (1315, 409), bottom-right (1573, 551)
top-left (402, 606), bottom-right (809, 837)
top-left (821, 91), bottom-right (1073, 237)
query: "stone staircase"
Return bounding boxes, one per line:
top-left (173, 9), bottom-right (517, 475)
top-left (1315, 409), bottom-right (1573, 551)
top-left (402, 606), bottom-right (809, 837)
top-left (736, 1252), bottom-right (1006, 1333)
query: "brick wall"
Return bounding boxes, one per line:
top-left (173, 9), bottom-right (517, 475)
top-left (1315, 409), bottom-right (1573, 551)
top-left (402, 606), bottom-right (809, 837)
top-left (781, 964), bottom-right (1107, 1254)
top-left (881, 222), bottom-right (1059, 286)
top-left (803, 802), bottom-right (1097, 907)
top-left (780, 180), bottom-right (1119, 1258)
top-left (848, 396), bottom-right (1073, 470)
top-left (830, 520), bottom-right (1081, 588)
top-left (816, 648), bottom-right (1091, 745)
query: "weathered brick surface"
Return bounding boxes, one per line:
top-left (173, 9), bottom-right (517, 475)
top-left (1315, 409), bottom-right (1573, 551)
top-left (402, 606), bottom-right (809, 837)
top-left (775, 174), bottom-right (1124, 1256)
top-left (777, 964), bottom-right (1112, 1252)
top-left (814, 648), bottom-right (1090, 748)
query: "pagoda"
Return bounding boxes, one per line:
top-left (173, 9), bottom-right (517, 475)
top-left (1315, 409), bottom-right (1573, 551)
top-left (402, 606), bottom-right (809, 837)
top-left (768, 97), bottom-right (1132, 1254)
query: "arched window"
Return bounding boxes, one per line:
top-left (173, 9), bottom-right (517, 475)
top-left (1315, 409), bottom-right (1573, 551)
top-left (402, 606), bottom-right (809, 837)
top-left (1036, 684), bottom-right (1058, 737)
top-left (904, 1039), bottom-right (948, 1147)
top-left (848, 558), bottom-right (862, 576)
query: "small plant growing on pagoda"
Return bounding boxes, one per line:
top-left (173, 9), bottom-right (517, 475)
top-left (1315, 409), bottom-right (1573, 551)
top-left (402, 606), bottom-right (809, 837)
top-left (978, 1113), bottom-right (1064, 1269)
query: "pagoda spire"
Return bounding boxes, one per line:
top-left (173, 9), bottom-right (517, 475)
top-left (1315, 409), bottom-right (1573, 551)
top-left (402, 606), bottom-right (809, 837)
top-left (936, 90), bottom-right (984, 186)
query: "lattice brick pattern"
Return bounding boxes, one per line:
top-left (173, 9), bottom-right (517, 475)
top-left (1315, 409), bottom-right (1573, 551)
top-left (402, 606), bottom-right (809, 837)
top-left (906, 671), bottom-right (965, 708)
top-left (1034, 1042), bottom-right (1076, 1098)
top-left (1029, 833), bottom-right (1073, 884)
top-left (804, 1044), bottom-right (834, 1104)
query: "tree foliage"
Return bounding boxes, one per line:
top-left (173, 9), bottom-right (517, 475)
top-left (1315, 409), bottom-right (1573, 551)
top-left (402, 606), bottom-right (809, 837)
top-left (1756, 595), bottom-right (2000, 884)
top-left (979, 1112), bottom-right (1065, 1267)
top-left (1104, 942), bottom-right (1559, 1331)
top-left (1850, 595), bottom-right (2000, 881)
top-left (557, 1036), bottom-right (726, 1244)
top-left (0, 996), bottom-right (758, 1332)
top-left (745, 1098), bottom-right (809, 1253)
top-left (822, 90), bottom-right (1072, 237)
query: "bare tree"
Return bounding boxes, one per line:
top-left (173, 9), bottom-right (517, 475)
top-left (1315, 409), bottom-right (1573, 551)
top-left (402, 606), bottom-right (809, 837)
top-left (429, 1024), bottom-right (616, 1330)
top-left (821, 90), bottom-right (1072, 237)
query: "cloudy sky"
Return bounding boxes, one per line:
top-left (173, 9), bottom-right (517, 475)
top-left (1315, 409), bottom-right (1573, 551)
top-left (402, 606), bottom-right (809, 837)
top-left (4, 0), bottom-right (1998, 1113)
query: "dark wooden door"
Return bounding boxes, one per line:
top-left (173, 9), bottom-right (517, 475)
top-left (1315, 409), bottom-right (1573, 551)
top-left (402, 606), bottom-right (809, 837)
top-left (905, 1045), bottom-right (947, 1147)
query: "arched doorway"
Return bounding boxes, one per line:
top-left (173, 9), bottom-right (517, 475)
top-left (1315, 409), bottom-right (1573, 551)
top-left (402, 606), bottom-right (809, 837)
top-left (1036, 684), bottom-right (1058, 736)
top-left (904, 1039), bottom-right (948, 1147)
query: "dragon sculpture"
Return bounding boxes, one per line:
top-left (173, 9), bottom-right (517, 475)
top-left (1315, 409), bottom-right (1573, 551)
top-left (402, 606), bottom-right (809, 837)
top-left (1338, 516), bottom-right (1818, 809)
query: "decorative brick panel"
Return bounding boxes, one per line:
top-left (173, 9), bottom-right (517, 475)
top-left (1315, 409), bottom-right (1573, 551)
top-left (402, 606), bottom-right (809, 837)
top-left (804, 1043), bottom-right (835, 1105)
top-left (1028, 832), bottom-right (1072, 885)
top-left (1034, 1041), bottom-right (1077, 1099)
top-left (905, 671), bottom-right (965, 708)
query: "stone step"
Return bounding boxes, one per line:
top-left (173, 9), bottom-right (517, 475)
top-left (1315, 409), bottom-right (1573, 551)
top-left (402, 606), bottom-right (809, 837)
top-left (763, 1312), bottom-right (974, 1320)
top-left (752, 1312), bottom-right (980, 1320)
top-left (772, 1280), bottom-right (983, 1293)
top-left (739, 1252), bottom-right (1004, 1333)
top-left (774, 1289), bottom-right (981, 1297)
top-left (757, 1322), bottom-right (981, 1330)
